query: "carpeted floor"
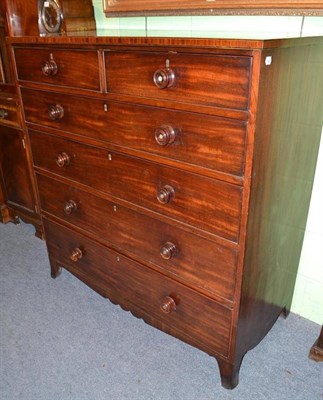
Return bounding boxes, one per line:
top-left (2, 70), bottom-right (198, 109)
top-left (0, 221), bottom-right (322, 400)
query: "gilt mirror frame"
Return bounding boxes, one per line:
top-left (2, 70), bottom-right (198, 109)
top-left (104, 1), bottom-right (323, 17)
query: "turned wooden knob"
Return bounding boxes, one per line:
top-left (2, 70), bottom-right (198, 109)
top-left (155, 125), bottom-right (177, 146)
top-left (160, 242), bottom-right (177, 260)
top-left (70, 248), bottom-right (83, 262)
top-left (64, 200), bottom-right (77, 215)
top-left (48, 104), bottom-right (64, 120)
top-left (160, 296), bottom-right (177, 314)
top-left (153, 68), bottom-right (175, 89)
top-left (41, 60), bottom-right (58, 76)
top-left (157, 185), bottom-right (175, 204)
top-left (56, 152), bottom-right (70, 167)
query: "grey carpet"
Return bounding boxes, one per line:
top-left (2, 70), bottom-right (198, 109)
top-left (0, 221), bottom-right (322, 400)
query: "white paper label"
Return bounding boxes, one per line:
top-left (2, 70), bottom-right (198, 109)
top-left (265, 56), bottom-right (272, 66)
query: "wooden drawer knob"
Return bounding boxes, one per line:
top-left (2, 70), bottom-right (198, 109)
top-left (157, 185), bottom-right (175, 204)
top-left (64, 200), bottom-right (77, 215)
top-left (70, 247), bottom-right (83, 262)
top-left (155, 125), bottom-right (177, 146)
top-left (153, 68), bottom-right (175, 89)
top-left (48, 104), bottom-right (64, 121)
top-left (41, 60), bottom-right (58, 76)
top-left (56, 152), bottom-right (70, 167)
top-left (0, 108), bottom-right (8, 119)
top-left (160, 296), bottom-right (177, 314)
top-left (160, 242), bottom-right (177, 260)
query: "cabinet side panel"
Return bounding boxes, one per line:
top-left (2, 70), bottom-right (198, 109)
top-left (236, 38), bottom-right (323, 359)
top-left (1, 0), bottom-right (39, 37)
top-left (0, 126), bottom-right (35, 212)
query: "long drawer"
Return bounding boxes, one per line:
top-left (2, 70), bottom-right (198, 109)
top-left (14, 48), bottom-right (101, 91)
top-left (37, 173), bottom-right (238, 301)
top-left (30, 130), bottom-right (243, 241)
top-left (21, 88), bottom-right (247, 177)
top-left (105, 51), bottom-right (251, 110)
top-left (44, 218), bottom-right (232, 358)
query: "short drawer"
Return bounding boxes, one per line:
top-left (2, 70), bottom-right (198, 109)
top-left (37, 173), bottom-right (238, 301)
top-left (44, 218), bottom-right (232, 358)
top-left (14, 47), bottom-right (101, 91)
top-left (0, 97), bottom-right (21, 128)
top-left (22, 88), bottom-right (247, 177)
top-left (105, 51), bottom-right (251, 111)
top-left (30, 130), bottom-right (242, 241)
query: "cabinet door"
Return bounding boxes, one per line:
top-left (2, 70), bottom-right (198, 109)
top-left (0, 125), bottom-right (35, 213)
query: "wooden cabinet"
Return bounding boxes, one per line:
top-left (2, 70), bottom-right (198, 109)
top-left (0, 10), bottom-right (42, 236)
top-left (10, 35), bottom-right (322, 389)
top-left (0, 126), bottom-right (35, 213)
top-left (0, 90), bottom-right (42, 236)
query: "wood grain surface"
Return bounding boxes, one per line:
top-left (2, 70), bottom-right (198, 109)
top-left (30, 130), bottom-right (243, 242)
top-left (21, 87), bottom-right (247, 177)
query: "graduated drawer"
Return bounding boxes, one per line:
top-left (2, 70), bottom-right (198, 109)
top-left (44, 218), bottom-right (232, 358)
top-left (0, 97), bottom-right (21, 128)
top-left (105, 51), bottom-right (251, 111)
top-left (30, 130), bottom-right (242, 242)
top-left (14, 48), bottom-right (100, 91)
top-left (21, 88), bottom-right (246, 177)
top-left (37, 173), bottom-right (238, 301)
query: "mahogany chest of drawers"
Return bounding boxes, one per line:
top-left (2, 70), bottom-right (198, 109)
top-left (10, 35), bottom-right (322, 389)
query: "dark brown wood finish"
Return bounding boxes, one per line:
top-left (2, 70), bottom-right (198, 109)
top-left (0, 4), bottom-right (42, 235)
top-left (10, 34), bottom-right (323, 389)
top-left (0, 0), bottom-right (39, 37)
top-left (44, 217), bottom-right (233, 359)
top-left (8, 34), bottom-right (323, 51)
top-left (1, 0), bottom-right (95, 37)
top-left (309, 326), bottom-right (323, 362)
top-left (0, 125), bottom-right (36, 216)
top-left (105, 51), bottom-right (252, 111)
top-left (14, 48), bottom-right (101, 91)
top-left (233, 38), bottom-right (323, 374)
top-left (54, 0), bottom-right (96, 34)
top-left (0, 15), bottom-right (12, 83)
top-left (30, 130), bottom-right (243, 242)
top-left (0, 96), bottom-right (21, 128)
top-left (37, 173), bottom-right (238, 303)
top-left (21, 87), bottom-right (247, 178)
top-left (0, 56), bottom-right (4, 83)
top-left (0, 174), bottom-right (8, 221)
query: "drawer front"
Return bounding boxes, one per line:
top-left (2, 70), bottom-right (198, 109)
top-left (44, 218), bottom-right (232, 357)
top-left (14, 48), bottom-right (101, 91)
top-left (37, 173), bottom-right (238, 301)
top-left (30, 131), bottom-right (242, 241)
top-left (22, 88), bottom-right (246, 177)
top-left (105, 51), bottom-right (251, 111)
top-left (0, 98), bottom-right (20, 128)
